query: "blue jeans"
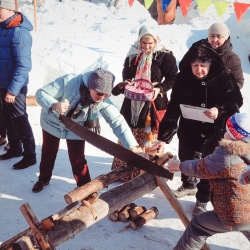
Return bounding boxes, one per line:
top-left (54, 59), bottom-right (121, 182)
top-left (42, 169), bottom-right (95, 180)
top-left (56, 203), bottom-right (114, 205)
top-left (0, 87), bottom-right (36, 159)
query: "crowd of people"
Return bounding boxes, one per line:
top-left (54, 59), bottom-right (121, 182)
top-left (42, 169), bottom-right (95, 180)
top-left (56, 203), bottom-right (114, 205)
top-left (1, 0), bottom-right (249, 248)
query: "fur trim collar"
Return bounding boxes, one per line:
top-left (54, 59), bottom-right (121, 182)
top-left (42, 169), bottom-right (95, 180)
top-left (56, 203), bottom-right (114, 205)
top-left (219, 138), bottom-right (250, 156)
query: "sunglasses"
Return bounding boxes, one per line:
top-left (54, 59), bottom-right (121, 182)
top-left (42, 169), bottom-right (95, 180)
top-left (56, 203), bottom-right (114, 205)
top-left (96, 92), bottom-right (106, 96)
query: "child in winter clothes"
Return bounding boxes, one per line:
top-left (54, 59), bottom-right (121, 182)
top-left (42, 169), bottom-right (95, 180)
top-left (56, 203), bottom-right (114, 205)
top-left (168, 113), bottom-right (250, 250)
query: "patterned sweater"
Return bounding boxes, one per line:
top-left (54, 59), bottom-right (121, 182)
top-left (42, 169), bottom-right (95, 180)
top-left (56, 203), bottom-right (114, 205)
top-left (180, 138), bottom-right (250, 227)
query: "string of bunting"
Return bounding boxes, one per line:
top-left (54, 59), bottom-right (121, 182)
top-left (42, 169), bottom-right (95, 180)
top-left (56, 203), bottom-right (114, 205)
top-left (128, 0), bottom-right (250, 22)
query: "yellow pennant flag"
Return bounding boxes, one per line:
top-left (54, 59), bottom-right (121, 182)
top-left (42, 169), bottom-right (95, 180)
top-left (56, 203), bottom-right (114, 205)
top-left (144, 0), bottom-right (154, 9)
top-left (197, 0), bottom-right (213, 13)
top-left (214, 1), bottom-right (229, 17)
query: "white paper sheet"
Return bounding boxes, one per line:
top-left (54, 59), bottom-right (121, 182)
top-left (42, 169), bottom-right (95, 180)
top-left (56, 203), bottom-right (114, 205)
top-left (180, 104), bottom-right (214, 123)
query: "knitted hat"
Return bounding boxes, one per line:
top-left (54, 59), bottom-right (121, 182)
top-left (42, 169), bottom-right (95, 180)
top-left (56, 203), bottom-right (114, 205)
top-left (88, 68), bottom-right (115, 96)
top-left (226, 113), bottom-right (250, 140)
top-left (138, 24), bottom-right (159, 44)
top-left (208, 22), bottom-right (230, 40)
top-left (0, 0), bottom-right (16, 11)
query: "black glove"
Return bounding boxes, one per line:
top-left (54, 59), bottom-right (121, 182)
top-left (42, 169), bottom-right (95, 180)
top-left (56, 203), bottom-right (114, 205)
top-left (158, 118), bottom-right (178, 144)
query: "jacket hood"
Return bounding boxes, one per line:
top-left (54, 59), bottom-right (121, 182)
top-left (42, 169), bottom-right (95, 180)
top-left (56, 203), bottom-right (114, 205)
top-left (1, 12), bottom-right (33, 31)
top-left (179, 39), bottom-right (224, 79)
top-left (219, 138), bottom-right (250, 157)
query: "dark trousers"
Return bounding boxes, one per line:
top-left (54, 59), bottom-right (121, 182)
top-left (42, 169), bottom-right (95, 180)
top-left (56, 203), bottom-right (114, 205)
top-left (38, 129), bottom-right (91, 187)
top-left (174, 211), bottom-right (250, 250)
top-left (0, 95), bottom-right (7, 138)
top-left (178, 141), bottom-right (210, 203)
top-left (0, 87), bottom-right (36, 159)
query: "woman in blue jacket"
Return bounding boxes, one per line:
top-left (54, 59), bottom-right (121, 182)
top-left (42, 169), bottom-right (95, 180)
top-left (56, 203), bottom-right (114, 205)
top-left (32, 68), bottom-right (140, 192)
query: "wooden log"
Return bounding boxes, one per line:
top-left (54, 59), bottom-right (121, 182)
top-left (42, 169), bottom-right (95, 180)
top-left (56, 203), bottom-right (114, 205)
top-left (129, 206), bottom-right (147, 220)
top-left (20, 203), bottom-right (55, 250)
top-left (129, 206), bottom-right (159, 230)
top-left (108, 207), bottom-right (124, 222)
top-left (12, 236), bottom-right (35, 250)
top-left (64, 165), bottom-right (138, 204)
top-left (41, 201), bottom-right (79, 231)
top-left (0, 229), bottom-right (32, 250)
top-left (118, 203), bottom-right (137, 222)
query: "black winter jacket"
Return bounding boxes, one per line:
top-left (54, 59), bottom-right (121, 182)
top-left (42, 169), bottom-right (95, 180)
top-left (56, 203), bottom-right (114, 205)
top-left (208, 37), bottom-right (244, 89)
top-left (158, 40), bottom-right (243, 150)
top-left (112, 50), bottom-right (178, 128)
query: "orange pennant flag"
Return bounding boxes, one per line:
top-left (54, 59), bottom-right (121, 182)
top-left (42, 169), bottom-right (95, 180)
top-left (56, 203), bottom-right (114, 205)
top-left (178, 0), bottom-right (193, 16)
top-left (234, 2), bottom-right (250, 22)
top-left (128, 0), bottom-right (135, 7)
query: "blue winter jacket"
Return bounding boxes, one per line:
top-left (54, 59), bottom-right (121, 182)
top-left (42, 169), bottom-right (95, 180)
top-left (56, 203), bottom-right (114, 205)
top-left (35, 73), bottom-right (138, 149)
top-left (0, 12), bottom-right (33, 96)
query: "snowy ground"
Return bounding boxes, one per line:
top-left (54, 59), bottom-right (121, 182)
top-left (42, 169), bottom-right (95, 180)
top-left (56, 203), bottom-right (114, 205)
top-left (1, 0), bottom-right (250, 249)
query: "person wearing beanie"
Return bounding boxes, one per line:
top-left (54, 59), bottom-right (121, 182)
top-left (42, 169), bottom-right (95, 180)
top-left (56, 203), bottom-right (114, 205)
top-left (0, 1), bottom-right (37, 170)
top-left (32, 68), bottom-right (141, 193)
top-left (150, 39), bottom-right (243, 216)
top-left (168, 112), bottom-right (250, 249)
top-left (111, 24), bottom-right (178, 181)
top-left (207, 22), bottom-right (244, 89)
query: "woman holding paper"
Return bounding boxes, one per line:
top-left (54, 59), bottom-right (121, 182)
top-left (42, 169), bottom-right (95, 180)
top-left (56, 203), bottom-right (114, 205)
top-left (151, 39), bottom-right (243, 216)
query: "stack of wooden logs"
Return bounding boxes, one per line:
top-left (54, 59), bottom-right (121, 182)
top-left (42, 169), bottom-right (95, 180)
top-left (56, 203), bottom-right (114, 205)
top-left (108, 203), bottom-right (159, 232)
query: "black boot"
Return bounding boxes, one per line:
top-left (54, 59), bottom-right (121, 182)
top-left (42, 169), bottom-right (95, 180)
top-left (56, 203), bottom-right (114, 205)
top-left (0, 151), bottom-right (23, 160)
top-left (32, 180), bottom-right (49, 193)
top-left (13, 157), bottom-right (36, 170)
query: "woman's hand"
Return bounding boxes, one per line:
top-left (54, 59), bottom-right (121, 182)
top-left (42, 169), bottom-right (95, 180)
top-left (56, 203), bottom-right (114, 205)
top-left (204, 107), bottom-right (218, 120)
top-left (148, 140), bottom-right (165, 153)
top-left (52, 99), bottom-right (70, 114)
top-left (5, 92), bottom-right (15, 103)
top-left (168, 159), bottom-right (181, 173)
top-left (152, 87), bottom-right (161, 100)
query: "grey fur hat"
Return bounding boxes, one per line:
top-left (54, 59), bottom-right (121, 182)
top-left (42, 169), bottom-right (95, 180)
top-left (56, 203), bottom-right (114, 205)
top-left (0, 0), bottom-right (16, 11)
top-left (88, 68), bottom-right (115, 96)
top-left (208, 22), bottom-right (230, 40)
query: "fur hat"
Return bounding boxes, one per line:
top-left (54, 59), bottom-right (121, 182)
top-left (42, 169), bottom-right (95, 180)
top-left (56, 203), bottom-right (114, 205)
top-left (88, 68), bottom-right (115, 96)
top-left (138, 24), bottom-right (159, 44)
top-left (0, 0), bottom-right (16, 11)
top-left (208, 22), bottom-right (230, 40)
top-left (226, 113), bottom-right (250, 140)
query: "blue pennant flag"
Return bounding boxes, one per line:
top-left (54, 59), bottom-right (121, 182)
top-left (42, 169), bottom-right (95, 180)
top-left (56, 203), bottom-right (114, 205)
top-left (161, 0), bottom-right (172, 13)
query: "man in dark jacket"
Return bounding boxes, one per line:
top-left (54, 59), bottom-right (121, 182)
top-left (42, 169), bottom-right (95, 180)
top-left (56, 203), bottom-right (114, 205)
top-left (207, 22), bottom-right (244, 89)
top-left (151, 40), bottom-right (243, 216)
top-left (0, 1), bottom-right (36, 169)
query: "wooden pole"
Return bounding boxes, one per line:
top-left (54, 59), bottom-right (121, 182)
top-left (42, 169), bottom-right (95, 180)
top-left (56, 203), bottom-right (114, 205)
top-left (20, 203), bottom-right (55, 250)
top-left (154, 161), bottom-right (211, 250)
top-left (33, 0), bottom-right (37, 32)
top-left (14, 0), bottom-right (18, 11)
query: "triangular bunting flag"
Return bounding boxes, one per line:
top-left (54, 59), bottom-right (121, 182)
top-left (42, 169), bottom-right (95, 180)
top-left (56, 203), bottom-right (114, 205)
top-left (145, 0), bottom-right (154, 9)
top-left (161, 0), bottom-right (172, 13)
top-left (128, 0), bottom-right (135, 7)
top-left (234, 2), bottom-right (250, 22)
top-left (214, 2), bottom-right (229, 17)
top-left (178, 0), bottom-right (192, 16)
top-left (196, 0), bottom-right (213, 13)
